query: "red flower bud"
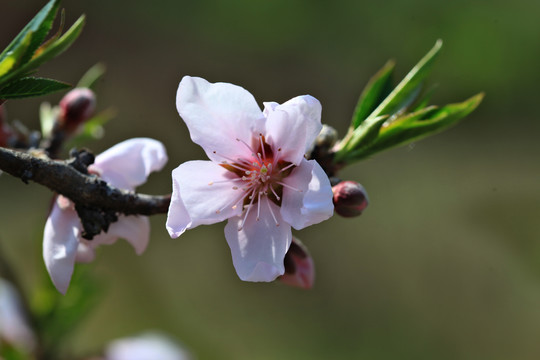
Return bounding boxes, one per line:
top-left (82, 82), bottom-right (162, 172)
top-left (0, 105), bottom-right (12, 147)
top-left (58, 88), bottom-right (96, 133)
top-left (332, 180), bottom-right (369, 217)
top-left (279, 237), bottom-right (315, 289)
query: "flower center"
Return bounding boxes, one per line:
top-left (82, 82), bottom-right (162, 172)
top-left (211, 134), bottom-right (300, 230)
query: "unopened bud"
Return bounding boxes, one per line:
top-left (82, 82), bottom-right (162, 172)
top-left (332, 180), bottom-right (369, 217)
top-left (279, 237), bottom-right (315, 289)
top-left (58, 88), bottom-right (96, 133)
top-left (0, 105), bottom-right (11, 147)
top-left (315, 124), bottom-right (338, 149)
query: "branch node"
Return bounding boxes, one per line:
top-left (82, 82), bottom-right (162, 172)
top-left (68, 148), bottom-right (95, 174)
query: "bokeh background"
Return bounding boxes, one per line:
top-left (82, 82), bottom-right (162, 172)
top-left (1, 0), bottom-right (540, 359)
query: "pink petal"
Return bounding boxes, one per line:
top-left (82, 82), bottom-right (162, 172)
top-left (90, 215), bottom-right (150, 256)
top-left (43, 202), bottom-right (80, 294)
top-left (166, 160), bottom-right (244, 238)
top-left (280, 159), bottom-right (334, 230)
top-left (262, 101), bottom-right (279, 116)
top-left (176, 76), bottom-right (265, 163)
top-left (264, 95), bottom-right (322, 165)
top-left (75, 243), bottom-right (96, 263)
top-left (91, 138), bottom-right (168, 190)
top-left (0, 279), bottom-right (36, 350)
top-left (224, 197), bottom-right (292, 282)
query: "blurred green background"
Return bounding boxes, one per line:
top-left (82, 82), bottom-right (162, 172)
top-left (1, 0), bottom-right (540, 359)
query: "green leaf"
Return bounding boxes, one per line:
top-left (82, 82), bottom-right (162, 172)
top-left (352, 60), bottom-right (395, 128)
top-left (0, 15), bottom-right (85, 87)
top-left (77, 63), bottom-right (106, 90)
top-left (19, 0), bottom-right (61, 65)
top-left (40, 102), bottom-right (60, 139)
top-left (334, 115), bottom-right (388, 162)
top-left (0, 77), bottom-right (71, 99)
top-left (0, 0), bottom-right (60, 69)
top-left (411, 83), bottom-right (438, 112)
top-left (347, 93), bottom-right (484, 161)
top-left (0, 32), bottom-right (32, 78)
top-left (368, 39), bottom-right (443, 120)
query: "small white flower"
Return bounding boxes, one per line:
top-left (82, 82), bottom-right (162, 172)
top-left (166, 76), bottom-right (334, 282)
top-left (105, 332), bottom-right (192, 360)
top-left (43, 138), bottom-right (168, 294)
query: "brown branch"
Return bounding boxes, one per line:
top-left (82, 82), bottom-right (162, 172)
top-left (0, 146), bottom-right (170, 239)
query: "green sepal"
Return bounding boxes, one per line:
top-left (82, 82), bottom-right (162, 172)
top-left (0, 77), bottom-right (71, 99)
top-left (346, 93), bottom-right (484, 161)
top-left (352, 60), bottom-right (395, 128)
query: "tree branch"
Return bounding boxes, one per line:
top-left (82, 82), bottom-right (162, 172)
top-left (0, 146), bottom-right (170, 239)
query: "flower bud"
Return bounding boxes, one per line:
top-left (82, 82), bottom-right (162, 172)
top-left (58, 88), bottom-right (96, 133)
top-left (315, 124), bottom-right (338, 149)
top-left (332, 180), bottom-right (369, 217)
top-left (279, 237), bottom-right (315, 289)
top-left (0, 106), bottom-right (11, 147)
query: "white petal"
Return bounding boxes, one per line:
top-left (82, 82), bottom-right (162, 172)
top-left (166, 160), bottom-right (243, 238)
top-left (75, 243), bottom-right (96, 263)
top-left (280, 159), bottom-right (334, 230)
top-left (262, 101), bottom-right (279, 116)
top-left (225, 197), bottom-right (292, 282)
top-left (0, 279), bottom-right (36, 350)
top-left (264, 95), bottom-right (322, 165)
top-left (91, 138), bottom-right (168, 190)
top-left (106, 332), bottom-right (192, 360)
top-left (90, 215), bottom-right (150, 256)
top-left (176, 76), bottom-right (265, 162)
top-left (43, 202), bottom-right (80, 294)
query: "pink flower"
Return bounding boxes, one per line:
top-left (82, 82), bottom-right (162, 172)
top-left (43, 138), bottom-right (168, 294)
top-left (166, 76), bottom-right (334, 282)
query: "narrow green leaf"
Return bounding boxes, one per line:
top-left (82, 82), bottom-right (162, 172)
top-left (32, 9), bottom-right (66, 61)
top-left (0, 32), bottom-right (33, 78)
top-left (0, 77), bottom-right (71, 99)
top-left (0, 0), bottom-right (60, 66)
top-left (411, 83), bottom-right (438, 112)
top-left (0, 15), bottom-right (85, 86)
top-left (334, 115), bottom-right (388, 162)
top-left (368, 39), bottom-right (443, 120)
top-left (352, 60), bottom-right (395, 128)
top-left (348, 93), bottom-right (484, 161)
top-left (40, 102), bottom-right (59, 139)
top-left (77, 63), bottom-right (106, 90)
top-left (20, 0), bottom-right (61, 65)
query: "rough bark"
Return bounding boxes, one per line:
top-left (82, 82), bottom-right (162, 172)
top-left (0, 146), bottom-right (170, 239)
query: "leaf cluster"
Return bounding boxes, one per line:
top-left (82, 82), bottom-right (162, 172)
top-left (0, 0), bottom-right (85, 100)
top-left (334, 40), bottom-right (484, 163)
